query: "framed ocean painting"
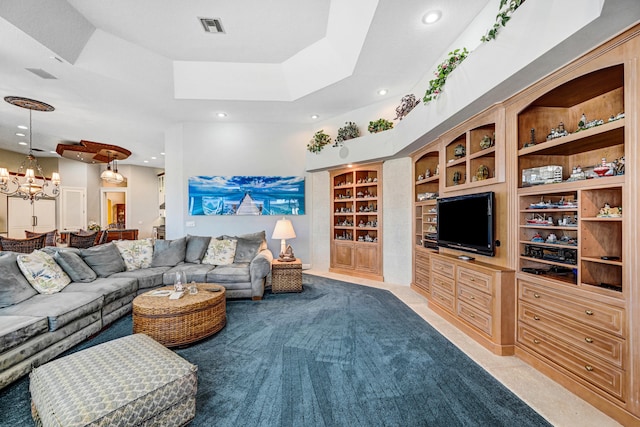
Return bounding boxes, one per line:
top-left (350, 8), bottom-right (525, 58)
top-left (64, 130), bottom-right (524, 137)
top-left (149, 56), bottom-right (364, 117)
top-left (188, 176), bottom-right (305, 215)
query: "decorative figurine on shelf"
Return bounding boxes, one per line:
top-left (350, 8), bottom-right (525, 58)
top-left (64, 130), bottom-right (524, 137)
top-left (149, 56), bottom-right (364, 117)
top-left (546, 122), bottom-right (569, 140)
top-left (567, 165), bottom-right (586, 182)
top-left (608, 112), bottom-right (625, 122)
top-left (476, 165), bottom-right (489, 181)
top-left (578, 113), bottom-right (587, 129)
top-left (434, 164), bottom-right (439, 176)
top-left (417, 174), bottom-right (424, 181)
top-left (597, 203), bottom-right (622, 218)
top-left (545, 233), bottom-right (558, 243)
top-left (593, 158), bottom-right (611, 177)
top-left (479, 134), bottom-right (495, 150)
top-left (576, 113), bottom-right (604, 131)
top-left (279, 245), bottom-right (296, 262)
top-left (531, 232), bottom-right (544, 243)
top-left (454, 144), bottom-right (466, 158)
top-left (612, 156), bottom-right (625, 175)
top-left (452, 171), bottom-right (462, 185)
top-left (425, 168), bottom-right (431, 178)
top-left (524, 128), bottom-right (536, 148)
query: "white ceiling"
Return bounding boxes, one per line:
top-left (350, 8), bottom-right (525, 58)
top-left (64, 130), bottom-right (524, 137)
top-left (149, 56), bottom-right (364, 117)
top-left (0, 1), bottom-right (638, 169)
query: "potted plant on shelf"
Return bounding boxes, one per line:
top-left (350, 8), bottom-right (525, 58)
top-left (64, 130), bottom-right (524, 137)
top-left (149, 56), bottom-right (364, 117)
top-left (334, 122), bottom-right (360, 146)
top-left (307, 130), bottom-right (332, 154)
top-left (368, 118), bottom-right (394, 133)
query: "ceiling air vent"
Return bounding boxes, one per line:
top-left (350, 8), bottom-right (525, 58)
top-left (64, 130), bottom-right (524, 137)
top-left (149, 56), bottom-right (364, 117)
top-left (199, 17), bottom-right (225, 34)
top-left (26, 68), bottom-right (57, 79)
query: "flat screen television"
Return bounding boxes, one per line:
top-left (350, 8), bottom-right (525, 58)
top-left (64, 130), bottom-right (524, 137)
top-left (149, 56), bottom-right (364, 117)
top-left (437, 191), bottom-right (496, 257)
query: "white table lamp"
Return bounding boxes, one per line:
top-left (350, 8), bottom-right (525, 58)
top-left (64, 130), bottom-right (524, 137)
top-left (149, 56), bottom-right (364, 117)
top-left (272, 217), bottom-right (296, 260)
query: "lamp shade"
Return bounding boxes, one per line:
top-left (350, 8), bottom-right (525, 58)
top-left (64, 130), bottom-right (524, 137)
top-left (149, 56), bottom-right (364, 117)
top-left (272, 218), bottom-right (296, 240)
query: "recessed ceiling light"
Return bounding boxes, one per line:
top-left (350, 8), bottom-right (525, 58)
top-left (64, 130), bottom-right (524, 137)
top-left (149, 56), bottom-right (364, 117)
top-left (377, 89), bottom-right (388, 96)
top-left (217, 112), bottom-right (227, 118)
top-left (15, 132), bottom-right (25, 137)
top-left (422, 10), bottom-right (442, 25)
top-left (17, 125), bottom-right (28, 130)
top-left (144, 160), bottom-right (149, 163)
top-left (151, 156), bottom-right (157, 160)
top-left (160, 152), bottom-right (165, 156)
top-left (311, 114), bottom-right (319, 119)
top-left (18, 141), bottom-right (27, 146)
top-left (49, 151), bottom-right (56, 154)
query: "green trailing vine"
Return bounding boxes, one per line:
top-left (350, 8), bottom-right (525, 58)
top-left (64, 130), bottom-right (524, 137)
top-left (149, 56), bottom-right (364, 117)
top-left (422, 48), bottom-right (469, 104)
top-left (307, 130), bottom-right (332, 154)
top-left (481, 0), bottom-right (526, 42)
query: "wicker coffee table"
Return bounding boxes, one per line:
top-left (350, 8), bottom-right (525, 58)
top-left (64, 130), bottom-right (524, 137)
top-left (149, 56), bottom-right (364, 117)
top-left (132, 284), bottom-right (226, 347)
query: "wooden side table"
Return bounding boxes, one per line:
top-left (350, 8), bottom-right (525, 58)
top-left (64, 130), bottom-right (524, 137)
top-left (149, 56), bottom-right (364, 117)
top-left (271, 258), bottom-right (303, 293)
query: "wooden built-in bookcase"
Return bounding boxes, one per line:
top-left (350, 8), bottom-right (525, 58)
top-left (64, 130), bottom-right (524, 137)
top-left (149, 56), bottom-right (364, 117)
top-left (409, 24), bottom-right (640, 425)
top-left (330, 163), bottom-right (383, 281)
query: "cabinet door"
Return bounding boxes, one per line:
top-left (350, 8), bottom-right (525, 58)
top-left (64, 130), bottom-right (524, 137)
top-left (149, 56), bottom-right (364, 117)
top-left (32, 199), bottom-right (56, 233)
top-left (332, 242), bottom-right (354, 269)
top-left (7, 198), bottom-right (32, 237)
top-left (354, 244), bottom-right (379, 274)
top-left (60, 187), bottom-right (85, 232)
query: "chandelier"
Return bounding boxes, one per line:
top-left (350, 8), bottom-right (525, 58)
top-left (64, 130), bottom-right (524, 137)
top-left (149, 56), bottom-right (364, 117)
top-left (0, 97), bottom-right (60, 203)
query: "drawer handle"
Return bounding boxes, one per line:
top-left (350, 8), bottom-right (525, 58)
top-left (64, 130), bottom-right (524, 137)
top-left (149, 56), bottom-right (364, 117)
top-left (585, 365), bottom-right (594, 372)
top-left (585, 337), bottom-right (594, 343)
top-left (470, 295), bottom-right (475, 300)
top-left (470, 277), bottom-right (475, 282)
top-left (533, 315), bottom-right (540, 321)
top-left (533, 339), bottom-right (540, 344)
top-left (533, 293), bottom-right (540, 298)
top-left (585, 310), bottom-right (594, 316)
top-left (469, 313), bottom-right (475, 318)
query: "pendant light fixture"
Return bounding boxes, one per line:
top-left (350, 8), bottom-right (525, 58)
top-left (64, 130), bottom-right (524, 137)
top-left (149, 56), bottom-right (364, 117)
top-left (0, 96), bottom-right (60, 203)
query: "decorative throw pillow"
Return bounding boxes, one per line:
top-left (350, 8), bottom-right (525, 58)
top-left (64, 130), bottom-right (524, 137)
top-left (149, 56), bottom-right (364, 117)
top-left (0, 252), bottom-right (38, 308)
top-left (151, 237), bottom-right (187, 267)
top-left (80, 243), bottom-right (127, 277)
top-left (202, 239), bottom-right (237, 265)
top-left (185, 235), bottom-right (211, 264)
top-left (54, 251), bottom-right (97, 283)
top-left (113, 239), bottom-right (154, 271)
top-left (222, 231), bottom-right (266, 263)
top-left (16, 250), bottom-right (71, 295)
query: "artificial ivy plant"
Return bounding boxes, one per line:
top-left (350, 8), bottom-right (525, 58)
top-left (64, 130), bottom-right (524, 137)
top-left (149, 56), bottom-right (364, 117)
top-left (368, 118), bottom-right (394, 134)
top-left (307, 130), bottom-right (332, 154)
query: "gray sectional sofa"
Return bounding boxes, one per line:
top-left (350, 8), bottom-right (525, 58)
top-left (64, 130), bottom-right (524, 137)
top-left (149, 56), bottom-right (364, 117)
top-left (0, 231), bottom-right (273, 389)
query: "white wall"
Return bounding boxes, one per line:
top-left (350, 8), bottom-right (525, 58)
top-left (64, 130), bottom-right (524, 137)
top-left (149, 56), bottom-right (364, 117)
top-left (164, 121), bottom-right (312, 263)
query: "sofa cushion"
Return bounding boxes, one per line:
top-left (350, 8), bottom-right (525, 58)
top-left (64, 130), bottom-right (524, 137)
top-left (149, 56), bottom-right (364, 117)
top-left (163, 264), bottom-right (216, 285)
top-left (151, 237), bottom-right (187, 267)
top-left (113, 239), bottom-right (154, 271)
top-left (0, 292), bottom-right (103, 331)
top-left (53, 251), bottom-right (97, 283)
top-left (80, 243), bottom-right (127, 277)
top-left (17, 250), bottom-right (71, 295)
top-left (110, 266), bottom-right (171, 292)
top-left (0, 315), bottom-right (48, 353)
top-left (0, 252), bottom-right (38, 308)
top-left (63, 277), bottom-right (137, 305)
top-left (206, 263), bottom-right (251, 283)
top-left (185, 235), bottom-right (211, 264)
top-left (202, 238), bottom-right (237, 265)
top-left (222, 230), bottom-right (267, 263)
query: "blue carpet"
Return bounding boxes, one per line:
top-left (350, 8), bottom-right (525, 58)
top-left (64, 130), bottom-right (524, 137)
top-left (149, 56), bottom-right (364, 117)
top-left (0, 274), bottom-right (551, 426)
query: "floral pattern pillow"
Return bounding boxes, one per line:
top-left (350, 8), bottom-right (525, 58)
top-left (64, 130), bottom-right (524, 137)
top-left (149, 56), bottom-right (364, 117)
top-left (17, 250), bottom-right (71, 294)
top-left (113, 239), bottom-right (154, 271)
top-left (202, 239), bottom-right (237, 265)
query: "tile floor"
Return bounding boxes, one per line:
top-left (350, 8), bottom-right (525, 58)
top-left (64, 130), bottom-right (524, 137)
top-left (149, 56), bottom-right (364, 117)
top-left (304, 270), bottom-right (622, 427)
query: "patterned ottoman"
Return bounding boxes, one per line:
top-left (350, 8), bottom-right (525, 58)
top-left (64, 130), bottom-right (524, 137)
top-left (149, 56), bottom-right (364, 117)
top-left (30, 334), bottom-right (197, 427)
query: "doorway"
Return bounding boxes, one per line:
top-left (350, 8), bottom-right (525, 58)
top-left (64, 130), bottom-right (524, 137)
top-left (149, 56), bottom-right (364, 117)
top-left (100, 188), bottom-right (128, 229)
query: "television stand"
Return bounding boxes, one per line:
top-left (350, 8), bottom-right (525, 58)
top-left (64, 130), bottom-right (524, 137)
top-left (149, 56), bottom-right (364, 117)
top-left (429, 253), bottom-right (515, 355)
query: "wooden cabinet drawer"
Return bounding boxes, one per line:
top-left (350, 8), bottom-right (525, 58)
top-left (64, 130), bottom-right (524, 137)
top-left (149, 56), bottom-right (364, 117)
top-left (458, 283), bottom-right (492, 314)
top-left (416, 252), bottom-right (430, 270)
top-left (518, 280), bottom-right (625, 336)
top-left (415, 271), bottom-right (430, 290)
top-left (431, 282), bottom-right (455, 312)
top-left (431, 258), bottom-right (454, 279)
top-left (458, 267), bottom-right (491, 293)
top-left (431, 273), bottom-right (454, 294)
top-left (519, 302), bottom-right (625, 368)
top-left (458, 300), bottom-right (492, 336)
top-left (517, 323), bottom-right (625, 402)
